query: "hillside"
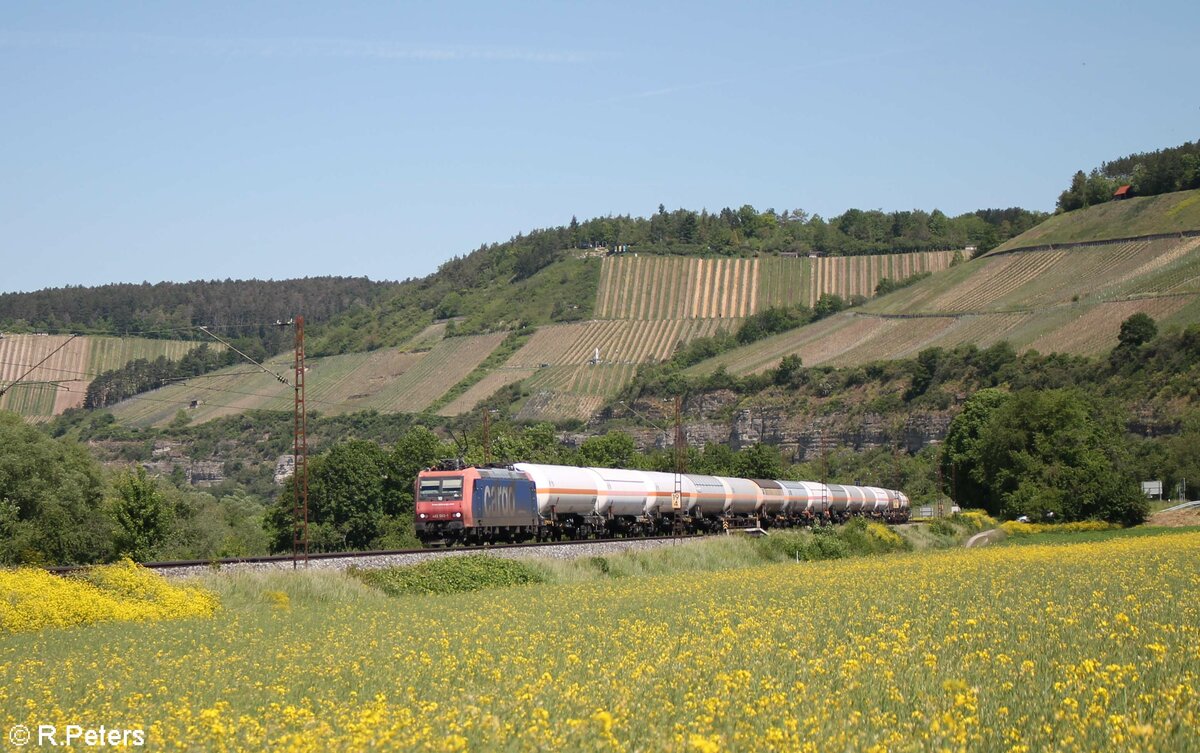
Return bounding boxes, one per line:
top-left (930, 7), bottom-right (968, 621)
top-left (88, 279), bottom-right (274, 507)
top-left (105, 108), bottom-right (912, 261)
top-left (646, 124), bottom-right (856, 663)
top-left (508, 250), bottom-right (957, 421)
top-left (103, 248), bottom-right (961, 427)
top-left (0, 334), bottom-right (217, 421)
top-left (992, 189), bottom-right (1200, 251)
top-left (687, 191), bottom-right (1200, 378)
top-left (108, 329), bottom-right (508, 428)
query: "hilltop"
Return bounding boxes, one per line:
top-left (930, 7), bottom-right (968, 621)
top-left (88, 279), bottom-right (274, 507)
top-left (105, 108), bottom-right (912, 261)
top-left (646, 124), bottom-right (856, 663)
top-left (2, 202), bottom-right (1036, 425)
top-left (991, 190), bottom-right (1200, 250)
top-left (11, 188), bottom-right (1200, 428)
top-left (684, 189), bottom-right (1200, 380)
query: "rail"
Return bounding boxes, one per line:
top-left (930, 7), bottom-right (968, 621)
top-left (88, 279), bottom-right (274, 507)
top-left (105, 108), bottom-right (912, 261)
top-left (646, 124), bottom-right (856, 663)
top-left (44, 535), bottom-right (704, 575)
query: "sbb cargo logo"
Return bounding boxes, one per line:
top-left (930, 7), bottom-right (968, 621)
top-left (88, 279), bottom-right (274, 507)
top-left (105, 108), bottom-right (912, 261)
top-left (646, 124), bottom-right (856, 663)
top-left (8, 724), bottom-right (145, 748)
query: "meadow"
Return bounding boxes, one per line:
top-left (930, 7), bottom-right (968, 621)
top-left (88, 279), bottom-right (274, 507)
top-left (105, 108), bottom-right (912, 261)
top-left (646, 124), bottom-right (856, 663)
top-left (2, 530), bottom-right (1197, 751)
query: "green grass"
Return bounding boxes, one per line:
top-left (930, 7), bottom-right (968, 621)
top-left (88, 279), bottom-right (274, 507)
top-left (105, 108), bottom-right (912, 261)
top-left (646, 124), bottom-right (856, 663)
top-left (1000, 525), bottom-right (1200, 547)
top-left (348, 519), bottom-right (975, 592)
top-left (108, 333), bottom-right (509, 426)
top-left (424, 329), bottom-right (534, 414)
top-left (993, 188), bottom-right (1200, 251)
top-left (351, 555), bottom-right (548, 595)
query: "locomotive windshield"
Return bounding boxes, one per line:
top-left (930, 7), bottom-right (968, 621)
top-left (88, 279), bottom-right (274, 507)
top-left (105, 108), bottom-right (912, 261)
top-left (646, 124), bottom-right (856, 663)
top-left (419, 476), bottom-right (464, 501)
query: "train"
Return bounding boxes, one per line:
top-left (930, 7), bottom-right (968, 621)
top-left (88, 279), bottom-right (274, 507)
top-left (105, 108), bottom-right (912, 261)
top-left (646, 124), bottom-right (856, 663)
top-left (414, 461), bottom-right (910, 545)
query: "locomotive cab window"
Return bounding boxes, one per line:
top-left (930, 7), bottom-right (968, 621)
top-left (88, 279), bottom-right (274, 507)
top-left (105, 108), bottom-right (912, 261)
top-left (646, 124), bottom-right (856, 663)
top-left (419, 477), bottom-right (464, 501)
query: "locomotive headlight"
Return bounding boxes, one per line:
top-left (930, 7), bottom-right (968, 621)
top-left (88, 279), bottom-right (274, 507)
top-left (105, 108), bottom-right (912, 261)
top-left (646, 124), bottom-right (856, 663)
top-left (453, 512), bottom-right (462, 518)
top-left (418, 513), bottom-right (427, 519)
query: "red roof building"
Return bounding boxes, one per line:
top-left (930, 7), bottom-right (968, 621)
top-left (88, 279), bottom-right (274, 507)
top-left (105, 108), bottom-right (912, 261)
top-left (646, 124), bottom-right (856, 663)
top-left (1114, 184), bottom-right (1132, 199)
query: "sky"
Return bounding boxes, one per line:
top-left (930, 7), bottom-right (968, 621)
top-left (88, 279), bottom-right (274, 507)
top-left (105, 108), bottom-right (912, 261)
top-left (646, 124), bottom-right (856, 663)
top-left (1, 1), bottom-right (1197, 293)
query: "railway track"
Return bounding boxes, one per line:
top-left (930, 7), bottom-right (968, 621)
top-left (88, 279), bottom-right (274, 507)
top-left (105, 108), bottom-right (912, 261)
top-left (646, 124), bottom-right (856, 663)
top-left (47, 535), bottom-right (705, 578)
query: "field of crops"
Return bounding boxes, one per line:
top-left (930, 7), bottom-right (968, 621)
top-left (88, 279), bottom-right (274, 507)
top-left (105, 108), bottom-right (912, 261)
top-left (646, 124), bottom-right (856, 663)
top-left (403, 319), bottom-right (452, 350)
top-left (508, 319), bottom-right (739, 369)
top-left (1026, 296), bottom-right (1197, 356)
top-left (515, 390), bottom-right (608, 423)
top-left (108, 334), bottom-right (508, 427)
top-left (683, 234), bottom-right (1200, 378)
top-left (991, 188), bottom-right (1200, 250)
top-left (754, 257), bottom-right (810, 309)
top-left (594, 256), bottom-right (759, 319)
top-left (685, 314), bottom-right (892, 376)
top-left (809, 250), bottom-right (958, 303)
top-left (3, 532), bottom-right (1196, 751)
top-left (437, 368), bottom-right (536, 417)
top-left (871, 236), bottom-right (1200, 316)
top-left (594, 252), bottom-right (960, 320)
top-left (824, 316), bottom-right (959, 366)
top-left (0, 334), bottom-right (207, 419)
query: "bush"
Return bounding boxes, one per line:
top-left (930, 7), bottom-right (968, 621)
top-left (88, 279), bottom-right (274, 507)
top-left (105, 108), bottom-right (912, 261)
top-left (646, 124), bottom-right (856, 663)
top-left (958, 510), bottom-right (997, 532)
top-left (353, 555), bottom-right (547, 596)
top-left (758, 532), bottom-right (850, 562)
top-left (999, 521), bottom-right (1121, 538)
top-left (757, 519), bottom-right (910, 562)
top-left (0, 559), bottom-right (219, 633)
top-left (927, 518), bottom-right (959, 537)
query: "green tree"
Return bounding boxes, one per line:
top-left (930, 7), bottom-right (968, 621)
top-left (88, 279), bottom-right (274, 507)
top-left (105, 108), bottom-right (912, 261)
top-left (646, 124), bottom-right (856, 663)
top-left (774, 354), bottom-right (803, 387)
top-left (733, 443), bottom-right (785, 479)
top-left (972, 390), bottom-right (1146, 524)
top-left (1057, 170), bottom-right (1089, 212)
top-left (813, 294), bottom-right (845, 319)
top-left (694, 443), bottom-right (737, 476)
top-left (0, 411), bottom-right (112, 565)
top-left (578, 431), bottom-right (636, 468)
top-left (268, 439), bottom-right (391, 552)
top-left (109, 466), bottom-right (173, 561)
top-left (941, 388), bottom-right (1010, 511)
top-left (1118, 313), bottom-right (1157, 349)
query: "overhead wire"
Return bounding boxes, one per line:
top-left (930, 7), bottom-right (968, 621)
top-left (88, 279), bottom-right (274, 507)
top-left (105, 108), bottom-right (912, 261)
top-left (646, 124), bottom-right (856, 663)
top-left (0, 325), bottom-right (395, 418)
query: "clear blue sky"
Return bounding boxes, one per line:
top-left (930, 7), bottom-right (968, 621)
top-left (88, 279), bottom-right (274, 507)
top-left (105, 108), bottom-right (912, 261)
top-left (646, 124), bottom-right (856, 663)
top-left (2, 1), bottom-right (1196, 293)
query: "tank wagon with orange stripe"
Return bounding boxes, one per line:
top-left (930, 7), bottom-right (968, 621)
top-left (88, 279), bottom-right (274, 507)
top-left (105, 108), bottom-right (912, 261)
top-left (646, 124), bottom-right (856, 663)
top-left (415, 461), bottom-right (909, 545)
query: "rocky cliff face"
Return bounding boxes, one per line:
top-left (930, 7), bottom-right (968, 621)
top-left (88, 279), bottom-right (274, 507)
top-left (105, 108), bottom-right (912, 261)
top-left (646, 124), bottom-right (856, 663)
top-left (572, 390), bottom-right (955, 461)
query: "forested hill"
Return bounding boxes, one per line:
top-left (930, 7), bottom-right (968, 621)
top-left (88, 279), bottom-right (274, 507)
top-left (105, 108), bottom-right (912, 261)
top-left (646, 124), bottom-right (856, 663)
top-left (311, 203), bottom-right (1046, 355)
top-left (1057, 138), bottom-right (1200, 212)
top-left (0, 203), bottom-right (1044, 358)
top-left (0, 277), bottom-right (396, 340)
top-left (513, 204), bottom-right (1046, 272)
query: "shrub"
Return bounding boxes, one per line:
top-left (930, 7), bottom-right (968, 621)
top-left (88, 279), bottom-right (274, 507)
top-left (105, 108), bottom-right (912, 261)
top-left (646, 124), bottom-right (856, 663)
top-left (353, 555), bottom-right (547, 596)
top-left (758, 532), bottom-right (850, 562)
top-left (0, 559), bottom-right (219, 633)
top-left (927, 518), bottom-right (960, 537)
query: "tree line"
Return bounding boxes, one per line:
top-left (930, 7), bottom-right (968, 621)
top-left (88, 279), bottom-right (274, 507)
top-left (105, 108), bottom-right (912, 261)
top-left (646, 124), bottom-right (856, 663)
top-left (84, 343), bottom-right (238, 409)
top-left (0, 276), bottom-right (393, 346)
top-left (510, 204), bottom-right (1040, 280)
top-left (1057, 139), bottom-right (1200, 212)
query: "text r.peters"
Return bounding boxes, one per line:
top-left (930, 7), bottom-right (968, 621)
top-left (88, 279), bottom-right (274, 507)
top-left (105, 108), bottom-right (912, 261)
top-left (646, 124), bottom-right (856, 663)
top-left (37, 725), bottom-right (145, 747)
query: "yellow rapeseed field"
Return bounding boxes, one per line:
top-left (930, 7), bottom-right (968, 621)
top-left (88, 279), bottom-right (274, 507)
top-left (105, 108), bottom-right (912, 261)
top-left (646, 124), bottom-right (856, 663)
top-left (0, 559), bottom-right (218, 633)
top-left (999, 520), bottom-right (1121, 537)
top-left (1, 533), bottom-right (1198, 751)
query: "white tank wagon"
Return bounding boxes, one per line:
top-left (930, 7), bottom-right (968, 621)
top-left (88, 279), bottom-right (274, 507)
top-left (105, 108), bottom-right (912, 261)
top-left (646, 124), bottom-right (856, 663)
top-left (498, 462), bottom-right (909, 540)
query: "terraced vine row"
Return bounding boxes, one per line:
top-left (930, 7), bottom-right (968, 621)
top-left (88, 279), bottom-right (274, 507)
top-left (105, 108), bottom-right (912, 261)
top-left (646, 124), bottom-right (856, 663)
top-left (437, 368), bottom-right (536, 417)
top-left (825, 317), bottom-right (959, 366)
top-left (808, 250), bottom-right (957, 303)
top-left (0, 335), bottom-right (207, 419)
top-left (1027, 296), bottom-right (1197, 355)
top-left (107, 333), bottom-right (507, 427)
top-left (754, 257), bottom-right (810, 308)
top-left (594, 257), bottom-right (758, 319)
top-left (507, 319), bottom-right (739, 370)
top-left (515, 391), bottom-right (607, 423)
